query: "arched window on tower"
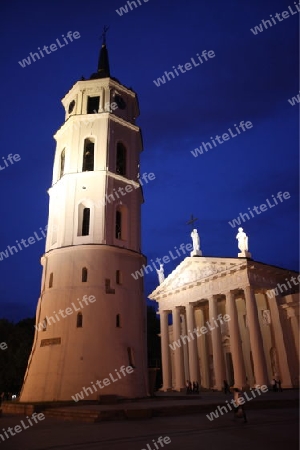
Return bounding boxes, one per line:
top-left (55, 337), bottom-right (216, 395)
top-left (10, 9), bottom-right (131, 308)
top-left (115, 206), bottom-right (127, 241)
top-left (116, 270), bottom-right (122, 285)
top-left (82, 139), bottom-right (94, 171)
top-left (116, 314), bottom-right (121, 328)
top-left (116, 143), bottom-right (126, 176)
top-left (77, 203), bottom-right (92, 237)
top-left (82, 267), bottom-right (88, 282)
top-left (60, 149), bottom-right (65, 179)
top-left (76, 312), bottom-right (83, 328)
top-left (82, 208), bottom-right (90, 236)
top-left (115, 209), bottom-right (122, 239)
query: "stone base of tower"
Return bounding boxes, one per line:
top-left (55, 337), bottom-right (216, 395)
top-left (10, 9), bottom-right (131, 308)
top-left (20, 245), bottom-right (149, 402)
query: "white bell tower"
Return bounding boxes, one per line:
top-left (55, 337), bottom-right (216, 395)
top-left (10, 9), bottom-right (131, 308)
top-left (20, 38), bottom-right (148, 401)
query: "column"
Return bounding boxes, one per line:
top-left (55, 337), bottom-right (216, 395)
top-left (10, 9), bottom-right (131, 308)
top-left (226, 291), bottom-right (246, 388)
top-left (181, 313), bottom-right (190, 381)
top-left (172, 307), bottom-right (185, 390)
top-left (244, 285), bottom-right (268, 386)
top-left (160, 310), bottom-right (172, 390)
top-left (186, 303), bottom-right (199, 383)
top-left (286, 306), bottom-right (299, 360)
top-left (198, 308), bottom-right (210, 388)
top-left (100, 87), bottom-right (105, 111)
top-left (266, 292), bottom-right (292, 387)
top-left (208, 296), bottom-right (226, 390)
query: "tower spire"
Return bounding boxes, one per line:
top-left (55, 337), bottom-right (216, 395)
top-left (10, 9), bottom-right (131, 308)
top-left (91, 26), bottom-right (110, 79)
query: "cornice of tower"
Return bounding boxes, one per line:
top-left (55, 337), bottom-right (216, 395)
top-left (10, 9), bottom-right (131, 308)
top-left (47, 170), bottom-right (141, 194)
top-left (53, 111), bottom-right (140, 140)
top-left (109, 113), bottom-right (141, 132)
top-left (41, 243), bottom-right (146, 260)
top-left (106, 170), bottom-right (140, 187)
top-left (62, 78), bottom-right (137, 106)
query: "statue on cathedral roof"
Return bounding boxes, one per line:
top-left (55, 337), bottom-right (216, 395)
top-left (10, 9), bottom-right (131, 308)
top-left (236, 227), bottom-right (251, 258)
top-left (156, 264), bottom-right (165, 284)
top-left (190, 229), bottom-right (202, 257)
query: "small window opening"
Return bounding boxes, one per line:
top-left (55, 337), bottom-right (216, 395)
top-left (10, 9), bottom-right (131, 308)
top-left (82, 140), bottom-right (94, 171)
top-left (116, 143), bottom-right (126, 176)
top-left (82, 267), bottom-right (88, 282)
top-left (87, 96), bottom-right (100, 114)
top-left (115, 210), bottom-right (122, 239)
top-left (116, 270), bottom-right (122, 285)
top-left (77, 313), bottom-right (83, 328)
top-left (82, 208), bottom-right (90, 236)
top-left (49, 273), bottom-right (53, 288)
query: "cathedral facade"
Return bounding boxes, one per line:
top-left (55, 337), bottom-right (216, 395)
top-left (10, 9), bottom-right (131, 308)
top-left (149, 250), bottom-right (299, 391)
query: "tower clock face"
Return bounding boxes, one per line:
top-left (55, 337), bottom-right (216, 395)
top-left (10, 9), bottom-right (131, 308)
top-left (114, 94), bottom-right (126, 110)
top-left (68, 100), bottom-right (75, 114)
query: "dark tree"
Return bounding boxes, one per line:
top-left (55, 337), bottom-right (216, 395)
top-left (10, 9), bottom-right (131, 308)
top-left (0, 318), bottom-right (35, 395)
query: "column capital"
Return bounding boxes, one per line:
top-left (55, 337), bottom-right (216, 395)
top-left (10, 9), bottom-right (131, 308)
top-left (241, 284), bottom-right (255, 294)
top-left (159, 309), bottom-right (171, 315)
top-left (173, 306), bottom-right (186, 315)
top-left (225, 290), bottom-right (236, 298)
top-left (186, 303), bottom-right (195, 313)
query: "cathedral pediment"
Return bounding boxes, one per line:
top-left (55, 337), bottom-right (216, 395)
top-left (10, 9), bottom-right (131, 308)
top-left (150, 256), bottom-right (247, 297)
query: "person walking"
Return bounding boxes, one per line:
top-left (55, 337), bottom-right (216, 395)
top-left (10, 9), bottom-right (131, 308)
top-left (272, 378), bottom-right (277, 392)
top-left (276, 379), bottom-right (283, 392)
top-left (233, 388), bottom-right (247, 423)
top-left (223, 379), bottom-right (230, 394)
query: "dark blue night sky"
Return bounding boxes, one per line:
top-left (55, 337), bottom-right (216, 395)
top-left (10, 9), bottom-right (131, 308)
top-left (0, 0), bottom-right (299, 321)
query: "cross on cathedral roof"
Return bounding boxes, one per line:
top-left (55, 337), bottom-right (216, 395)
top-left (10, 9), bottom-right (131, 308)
top-left (186, 214), bottom-right (198, 231)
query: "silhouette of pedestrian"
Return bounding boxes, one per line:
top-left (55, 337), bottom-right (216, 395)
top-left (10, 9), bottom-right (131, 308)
top-left (233, 388), bottom-right (247, 423)
top-left (272, 378), bottom-right (277, 392)
top-left (223, 379), bottom-right (230, 394)
top-left (277, 379), bottom-right (283, 392)
top-left (186, 380), bottom-right (190, 394)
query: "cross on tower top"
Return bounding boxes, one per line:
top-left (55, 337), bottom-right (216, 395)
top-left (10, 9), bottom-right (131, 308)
top-left (186, 214), bottom-right (198, 230)
top-left (101, 25), bottom-right (110, 45)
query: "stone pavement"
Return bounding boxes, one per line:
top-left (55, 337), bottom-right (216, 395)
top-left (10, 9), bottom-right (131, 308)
top-left (0, 406), bottom-right (298, 450)
top-left (2, 388), bottom-right (298, 422)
